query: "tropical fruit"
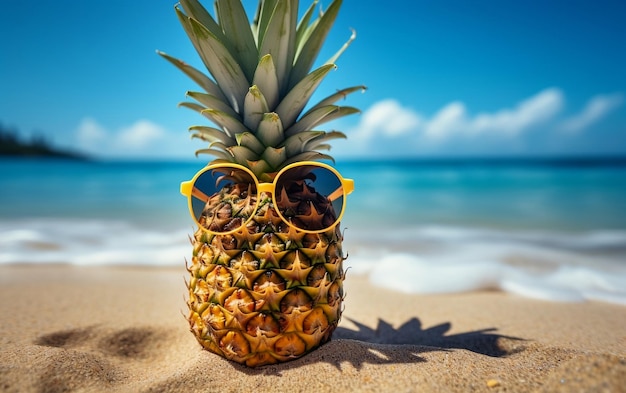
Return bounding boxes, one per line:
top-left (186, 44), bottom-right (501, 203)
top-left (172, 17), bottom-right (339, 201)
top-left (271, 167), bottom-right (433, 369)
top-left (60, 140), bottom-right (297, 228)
top-left (160, 0), bottom-right (363, 366)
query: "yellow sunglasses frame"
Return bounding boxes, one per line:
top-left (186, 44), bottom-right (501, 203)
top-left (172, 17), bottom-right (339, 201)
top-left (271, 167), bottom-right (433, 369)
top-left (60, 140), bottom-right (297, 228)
top-left (180, 161), bottom-right (355, 235)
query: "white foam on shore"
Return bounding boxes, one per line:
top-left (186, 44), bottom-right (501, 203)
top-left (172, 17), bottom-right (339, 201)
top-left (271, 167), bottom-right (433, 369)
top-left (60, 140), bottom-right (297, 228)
top-left (345, 225), bottom-right (626, 305)
top-left (357, 252), bottom-right (626, 304)
top-left (2, 219), bottom-right (626, 305)
top-left (0, 219), bottom-right (190, 266)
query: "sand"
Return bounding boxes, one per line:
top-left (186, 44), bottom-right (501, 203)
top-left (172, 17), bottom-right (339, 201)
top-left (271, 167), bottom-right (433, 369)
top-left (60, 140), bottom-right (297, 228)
top-left (0, 264), bottom-right (625, 393)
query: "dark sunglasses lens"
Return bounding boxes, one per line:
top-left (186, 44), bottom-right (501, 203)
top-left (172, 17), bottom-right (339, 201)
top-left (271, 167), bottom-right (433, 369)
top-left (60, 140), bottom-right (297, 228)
top-left (191, 168), bottom-right (257, 233)
top-left (275, 165), bottom-right (344, 231)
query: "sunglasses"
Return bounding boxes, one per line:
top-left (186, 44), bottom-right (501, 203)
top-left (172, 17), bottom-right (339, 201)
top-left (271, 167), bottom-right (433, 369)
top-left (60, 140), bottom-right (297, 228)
top-left (180, 161), bottom-right (354, 235)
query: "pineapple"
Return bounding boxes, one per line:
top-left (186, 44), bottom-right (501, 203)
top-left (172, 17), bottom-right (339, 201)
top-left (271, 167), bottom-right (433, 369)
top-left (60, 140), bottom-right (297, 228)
top-left (159, 0), bottom-right (363, 367)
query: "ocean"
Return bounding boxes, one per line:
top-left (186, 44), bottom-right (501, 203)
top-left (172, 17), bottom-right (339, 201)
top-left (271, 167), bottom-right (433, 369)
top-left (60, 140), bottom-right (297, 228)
top-left (1, 157), bottom-right (625, 304)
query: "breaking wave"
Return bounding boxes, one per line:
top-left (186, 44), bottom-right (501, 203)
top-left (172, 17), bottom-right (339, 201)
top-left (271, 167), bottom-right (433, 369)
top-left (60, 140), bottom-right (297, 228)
top-left (2, 219), bottom-right (626, 305)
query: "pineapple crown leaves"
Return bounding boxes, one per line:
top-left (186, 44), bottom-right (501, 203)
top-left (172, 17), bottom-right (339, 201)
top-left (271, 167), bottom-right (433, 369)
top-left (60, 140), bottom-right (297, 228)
top-left (158, 0), bottom-right (366, 177)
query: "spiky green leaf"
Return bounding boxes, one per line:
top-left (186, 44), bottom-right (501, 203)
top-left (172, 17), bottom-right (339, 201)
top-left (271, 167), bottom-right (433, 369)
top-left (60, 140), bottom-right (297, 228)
top-left (289, 0), bottom-right (342, 88)
top-left (206, 141), bottom-right (230, 151)
top-left (157, 51), bottom-right (226, 100)
top-left (186, 91), bottom-right (238, 117)
top-left (289, 106), bottom-right (359, 136)
top-left (261, 146), bottom-right (287, 169)
top-left (257, 112), bottom-right (284, 147)
top-left (312, 143), bottom-right (331, 151)
top-left (189, 125), bottom-right (236, 145)
top-left (177, 7), bottom-right (249, 113)
top-left (247, 159), bottom-right (274, 181)
top-left (253, 0), bottom-right (279, 50)
top-left (179, 101), bottom-right (207, 114)
top-left (243, 86), bottom-right (269, 131)
top-left (283, 151), bottom-right (334, 166)
top-left (195, 148), bottom-right (233, 160)
top-left (295, 0), bottom-right (318, 56)
top-left (285, 105), bottom-right (340, 137)
top-left (283, 130), bottom-right (325, 156)
top-left (201, 109), bottom-right (248, 136)
top-left (306, 130), bottom-right (347, 151)
top-left (227, 145), bottom-right (258, 165)
top-left (179, 0), bottom-right (226, 42)
top-left (306, 85), bottom-right (367, 113)
top-left (322, 105), bottom-right (360, 122)
top-left (252, 55), bottom-right (280, 110)
top-left (259, 0), bottom-right (297, 95)
top-left (275, 63), bottom-right (336, 128)
top-left (236, 132), bottom-right (265, 155)
top-left (215, 0), bottom-right (258, 81)
top-left (326, 28), bottom-right (356, 65)
top-left (294, 16), bottom-right (318, 62)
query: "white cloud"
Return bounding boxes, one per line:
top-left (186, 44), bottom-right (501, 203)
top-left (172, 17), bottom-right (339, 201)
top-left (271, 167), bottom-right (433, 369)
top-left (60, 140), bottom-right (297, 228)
top-left (77, 117), bottom-right (107, 146)
top-left (354, 99), bottom-right (422, 140)
top-left (116, 120), bottom-right (166, 149)
top-left (425, 88), bottom-right (564, 140)
top-left (74, 118), bottom-right (192, 158)
top-left (353, 88), bottom-right (566, 146)
top-left (473, 88), bottom-right (564, 135)
top-left (560, 93), bottom-right (624, 133)
top-left (423, 101), bottom-right (467, 140)
top-left (337, 88), bottom-right (626, 158)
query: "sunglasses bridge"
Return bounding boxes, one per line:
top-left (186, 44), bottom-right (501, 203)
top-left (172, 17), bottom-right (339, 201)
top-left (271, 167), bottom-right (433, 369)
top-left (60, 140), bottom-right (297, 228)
top-left (256, 182), bottom-right (274, 194)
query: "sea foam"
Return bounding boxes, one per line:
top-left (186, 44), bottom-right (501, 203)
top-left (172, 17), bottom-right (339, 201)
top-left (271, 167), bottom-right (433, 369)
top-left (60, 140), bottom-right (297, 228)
top-left (344, 225), bottom-right (626, 305)
top-left (0, 219), bottom-right (190, 266)
top-left (1, 219), bottom-right (625, 305)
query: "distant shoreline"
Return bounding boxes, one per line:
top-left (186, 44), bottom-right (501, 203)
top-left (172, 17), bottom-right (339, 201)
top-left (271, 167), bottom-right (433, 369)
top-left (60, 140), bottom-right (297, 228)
top-left (0, 150), bottom-right (88, 160)
top-left (0, 139), bottom-right (87, 160)
top-left (0, 124), bottom-right (88, 160)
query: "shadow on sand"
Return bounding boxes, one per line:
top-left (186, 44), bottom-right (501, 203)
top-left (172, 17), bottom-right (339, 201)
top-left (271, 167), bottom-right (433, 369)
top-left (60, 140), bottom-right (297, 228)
top-left (229, 316), bottom-right (525, 375)
top-left (30, 318), bottom-right (525, 386)
top-left (334, 316), bottom-right (524, 357)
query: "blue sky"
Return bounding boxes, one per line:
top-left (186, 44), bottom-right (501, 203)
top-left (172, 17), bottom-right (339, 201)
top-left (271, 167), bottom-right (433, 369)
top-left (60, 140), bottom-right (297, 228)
top-left (1, 0), bottom-right (625, 160)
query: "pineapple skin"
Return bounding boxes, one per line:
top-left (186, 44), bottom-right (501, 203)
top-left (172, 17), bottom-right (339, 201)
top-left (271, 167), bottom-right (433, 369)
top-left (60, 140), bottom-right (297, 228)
top-left (187, 194), bottom-right (345, 367)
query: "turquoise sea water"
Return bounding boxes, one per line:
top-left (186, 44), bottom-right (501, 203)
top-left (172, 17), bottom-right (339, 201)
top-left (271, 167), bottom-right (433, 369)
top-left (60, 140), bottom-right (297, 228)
top-left (1, 157), bottom-right (625, 303)
top-left (2, 157), bottom-right (626, 229)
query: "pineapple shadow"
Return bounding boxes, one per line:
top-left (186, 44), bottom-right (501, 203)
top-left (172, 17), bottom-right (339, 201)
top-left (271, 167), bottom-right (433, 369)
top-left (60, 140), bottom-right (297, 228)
top-left (334, 317), bottom-right (525, 358)
top-left (230, 318), bottom-right (525, 375)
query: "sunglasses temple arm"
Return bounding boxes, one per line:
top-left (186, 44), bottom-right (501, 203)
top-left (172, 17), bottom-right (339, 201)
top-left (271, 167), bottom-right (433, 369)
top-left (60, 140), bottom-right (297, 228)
top-left (191, 187), bottom-right (211, 203)
top-left (327, 187), bottom-right (343, 202)
top-left (326, 178), bottom-right (354, 202)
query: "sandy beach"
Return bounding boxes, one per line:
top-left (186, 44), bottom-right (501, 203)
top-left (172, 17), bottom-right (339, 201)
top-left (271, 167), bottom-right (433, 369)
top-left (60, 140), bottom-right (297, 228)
top-left (0, 264), bottom-right (624, 393)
